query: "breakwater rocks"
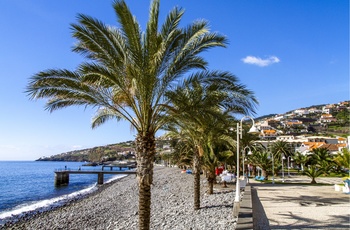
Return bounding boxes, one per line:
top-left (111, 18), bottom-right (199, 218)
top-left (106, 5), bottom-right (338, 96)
top-left (4, 167), bottom-right (237, 229)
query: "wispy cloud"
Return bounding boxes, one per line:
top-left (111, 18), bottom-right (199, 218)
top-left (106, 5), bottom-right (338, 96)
top-left (241, 55), bottom-right (280, 67)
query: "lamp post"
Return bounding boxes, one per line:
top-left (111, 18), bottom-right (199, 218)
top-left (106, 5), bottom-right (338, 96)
top-left (242, 146), bottom-right (252, 179)
top-left (282, 154), bottom-right (285, 182)
top-left (270, 152), bottom-right (275, 184)
top-left (287, 156), bottom-right (290, 177)
top-left (233, 116), bottom-right (259, 218)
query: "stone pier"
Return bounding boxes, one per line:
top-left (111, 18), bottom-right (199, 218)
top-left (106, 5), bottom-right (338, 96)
top-left (55, 172), bottom-right (69, 186)
top-left (54, 170), bottom-right (136, 186)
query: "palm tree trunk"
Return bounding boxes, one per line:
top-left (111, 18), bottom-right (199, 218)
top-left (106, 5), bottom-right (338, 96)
top-left (311, 177), bottom-right (317, 184)
top-left (207, 172), bottom-right (215, 194)
top-left (193, 152), bottom-right (201, 210)
top-left (135, 132), bottom-right (156, 230)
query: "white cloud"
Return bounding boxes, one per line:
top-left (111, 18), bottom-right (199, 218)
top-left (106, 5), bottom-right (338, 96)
top-left (241, 55), bottom-right (280, 67)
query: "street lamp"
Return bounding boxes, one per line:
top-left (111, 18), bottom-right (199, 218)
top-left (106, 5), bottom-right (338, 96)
top-left (268, 151), bottom-right (275, 184)
top-left (287, 156), bottom-right (290, 177)
top-left (233, 116), bottom-right (259, 218)
top-left (282, 154), bottom-right (286, 182)
top-left (242, 146), bottom-right (252, 179)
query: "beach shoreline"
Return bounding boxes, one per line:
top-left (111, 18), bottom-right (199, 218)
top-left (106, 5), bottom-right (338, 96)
top-left (0, 174), bottom-right (127, 228)
top-left (2, 166), bottom-right (237, 230)
top-left (2, 166), bottom-right (349, 229)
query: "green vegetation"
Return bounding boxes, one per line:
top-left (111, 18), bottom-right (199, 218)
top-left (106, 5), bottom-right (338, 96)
top-left (293, 147), bottom-right (349, 183)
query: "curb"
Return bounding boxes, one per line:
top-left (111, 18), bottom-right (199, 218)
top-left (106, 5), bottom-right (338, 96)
top-left (236, 185), bottom-right (253, 229)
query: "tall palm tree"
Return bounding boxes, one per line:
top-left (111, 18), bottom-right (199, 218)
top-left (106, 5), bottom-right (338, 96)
top-left (165, 76), bottom-right (257, 207)
top-left (201, 113), bottom-right (236, 194)
top-left (270, 140), bottom-right (292, 177)
top-left (26, 1), bottom-right (228, 229)
top-left (165, 122), bottom-right (203, 210)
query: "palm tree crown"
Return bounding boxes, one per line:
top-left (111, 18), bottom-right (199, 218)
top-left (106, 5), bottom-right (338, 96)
top-left (27, 0), bottom-right (228, 136)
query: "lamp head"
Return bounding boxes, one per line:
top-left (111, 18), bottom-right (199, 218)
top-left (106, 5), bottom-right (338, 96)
top-left (248, 125), bottom-right (260, 134)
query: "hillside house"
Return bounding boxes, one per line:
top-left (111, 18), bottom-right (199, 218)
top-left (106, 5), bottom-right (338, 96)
top-left (319, 114), bottom-right (337, 123)
top-left (308, 107), bottom-right (322, 114)
top-left (322, 105), bottom-right (334, 114)
top-left (261, 129), bottom-right (277, 139)
top-left (283, 120), bottom-right (304, 128)
top-left (294, 109), bottom-right (309, 116)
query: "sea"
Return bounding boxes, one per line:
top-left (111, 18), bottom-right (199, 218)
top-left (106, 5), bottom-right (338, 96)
top-left (0, 161), bottom-right (127, 224)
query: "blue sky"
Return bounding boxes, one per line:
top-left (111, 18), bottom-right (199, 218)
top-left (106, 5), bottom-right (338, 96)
top-left (0, 0), bottom-right (348, 160)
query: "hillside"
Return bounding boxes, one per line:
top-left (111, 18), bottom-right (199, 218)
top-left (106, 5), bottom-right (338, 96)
top-left (36, 139), bottom-right (172, 162)
top-left (36, 141), bottom-right (136, 162)
top-left (37, 100), bottom-right (349, 162)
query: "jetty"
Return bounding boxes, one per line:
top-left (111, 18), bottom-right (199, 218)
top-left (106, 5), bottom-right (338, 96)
top-left (54, 163), bottom-right (137, 186)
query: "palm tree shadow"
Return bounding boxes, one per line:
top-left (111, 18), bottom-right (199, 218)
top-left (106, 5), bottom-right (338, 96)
top-left (251, 186), bottom-right (271, 230)
top-left (201, 204), bottom-right (233, 209)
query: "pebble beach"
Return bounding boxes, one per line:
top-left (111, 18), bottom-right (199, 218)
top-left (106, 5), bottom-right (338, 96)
top-left (4, 166), bottom-right (349, 230)
top-left (3, 166), bottom-right (237, 229)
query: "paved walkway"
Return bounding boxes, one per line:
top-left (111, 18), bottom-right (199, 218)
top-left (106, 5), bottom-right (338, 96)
top-left (250, 176), bottom-right (350, 229)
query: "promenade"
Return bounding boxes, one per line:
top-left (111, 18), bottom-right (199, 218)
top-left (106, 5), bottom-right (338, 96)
top-left (250, 176), bottom-right (350, 229)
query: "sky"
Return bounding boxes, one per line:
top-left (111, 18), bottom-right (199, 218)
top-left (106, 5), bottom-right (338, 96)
top-left (0, 0), bottom-right (348, 160)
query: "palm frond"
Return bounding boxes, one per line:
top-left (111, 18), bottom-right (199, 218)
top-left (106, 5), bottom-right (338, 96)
top-left (91, 107), bottom-right (123, 129)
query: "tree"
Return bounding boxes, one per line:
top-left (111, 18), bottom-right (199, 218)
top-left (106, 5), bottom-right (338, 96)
top-left (301, 147), bottom-right (334, 183)
top-left (249, 150), bottom-right (272, 178)
top-left (165, 122), bottom-right (203, 210)
top-left (334, 148), bottom-right (350, 174)
top-left (270, 140), bottom-right (292, 177)
top-left (309, 147), bottom-right (334, 176)
top-left (201, 113), bottom-right (235, 194)
top-left (293, 151), bottom-right (308, 171)
top-left (271, 140), bottom-right (292, 162)
top-left (303, 165), bottom-right (324, 184)
top-left (335, 109), bottom-right (350, 125)
top-left (26, 1), bottom-right (228, 228)
top-left (165, 76), bottom-right (257, 206)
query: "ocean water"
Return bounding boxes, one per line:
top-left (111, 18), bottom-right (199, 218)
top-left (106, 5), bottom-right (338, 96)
top-left (0, 161), bottom-right (126, 222)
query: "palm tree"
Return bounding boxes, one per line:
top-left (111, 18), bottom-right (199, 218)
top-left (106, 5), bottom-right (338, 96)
top-left (165, 123), bottom-right (203, 209)
top-left (293, 151), bottom-right (308, 172)
top-left (310, 147), bottom-right (334, 176)
top-left (26, 1), bottom-right (228, 228)
top-left (249, 150), bottom-right (272, 178)
top-left (271, 140), bottom-right (292, 162)
top-left (239, 128), bottom-right (260, 176)
top-left (270, 140), bottom-right (292, 178)
top-left (243, 142), bottom-right (265, 177)
top-left (303, 165), bottom-right (324, 184)
top-left (165, 76), bottom-right (257, 206)
top-left (334, 148), bottom-right (350, 175)
top-left (201, 114), bottom-right (236, 194)
top-left (168, 139), bottom-right (193, 169)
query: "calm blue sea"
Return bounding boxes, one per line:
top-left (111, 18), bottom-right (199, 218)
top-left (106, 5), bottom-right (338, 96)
top-left (0, 161), bottom-right (126, 222)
